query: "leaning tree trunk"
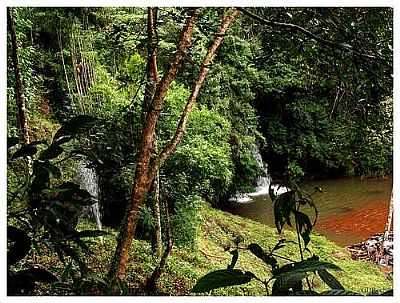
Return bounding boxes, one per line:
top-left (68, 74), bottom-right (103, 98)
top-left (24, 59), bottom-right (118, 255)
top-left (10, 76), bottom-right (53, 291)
top-left (108, 8), bottom-right (201, 282)
top-left (8, 8), bottom-right (30, 145)
top-left (108, 8), bottom-right (240, 283)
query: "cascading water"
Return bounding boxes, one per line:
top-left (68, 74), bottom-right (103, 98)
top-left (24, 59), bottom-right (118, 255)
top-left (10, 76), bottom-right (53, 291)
top-left (229, 146), bottom-right (288, 203)
top-left (76, 161), bottom-right (102, 231)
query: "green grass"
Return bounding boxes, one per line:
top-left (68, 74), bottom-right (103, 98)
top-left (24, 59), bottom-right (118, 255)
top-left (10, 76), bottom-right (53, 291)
top-left (65, 202), bottom-right (392, 296)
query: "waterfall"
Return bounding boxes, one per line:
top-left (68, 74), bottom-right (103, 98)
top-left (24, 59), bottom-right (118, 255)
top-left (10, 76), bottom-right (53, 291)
top-left (76, 161), bottom-right (102, 231)
top-left (229, 147), bottom-right (288, 203)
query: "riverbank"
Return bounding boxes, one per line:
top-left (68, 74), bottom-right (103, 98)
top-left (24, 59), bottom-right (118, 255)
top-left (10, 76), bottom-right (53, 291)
top-left (34, 202), bottom-right (392, 295)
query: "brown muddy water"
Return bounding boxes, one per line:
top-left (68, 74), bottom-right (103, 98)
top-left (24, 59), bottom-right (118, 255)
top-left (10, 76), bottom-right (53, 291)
top-left (226, 177), bottom-right (392, 246)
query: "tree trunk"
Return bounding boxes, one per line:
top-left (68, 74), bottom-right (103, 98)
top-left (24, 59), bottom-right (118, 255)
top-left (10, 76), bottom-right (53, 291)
top-left (142, 7), bottom-right (162, 259)
top-left (146, 195), bottom-right (173, 293)
top-left (108, 8), bottom-right (200, 282)
top-left (383, 191), bottom-right (393, 241)
top-left (108, 8), bottom-right (240, 284)
top-left (8, 8), bottom-right (30, 145)
top-left (151, 170), bottom-right (162, 259)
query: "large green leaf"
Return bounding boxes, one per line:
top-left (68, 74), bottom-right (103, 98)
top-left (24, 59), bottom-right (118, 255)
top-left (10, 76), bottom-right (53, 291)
top-left (55, 182), bottom-right (95, 206)
top-left (7, 226), bottom-right (32, 266)
top-left (248, 243), bottom-right (278, 269)
top-left (53, 115), bottom-right (97, 141)
top-left (294, 211), bottom-right (313, 247)
top-left (273, 191), bottom-right (295, 233)
top-left (8, 266), bottom-right (58, 295)
top-left (39, 144), bottom-right (64, 160)
top-left (192, 269), bottom-right (254, 293)
top-left (38, 160), bottom-right (61, 179)
top-left (272, 272), bottom-right (306, 295)
top-left (18, 267), bottom-right (58, 283)
top-left (7, 137), bottom-right (19, 149)
top-left (274, 260), bottom-right (342, 279)
top-left (11, 144), bottom-right (38, 160)
top-left (318, 269), bottom-right (344, 290)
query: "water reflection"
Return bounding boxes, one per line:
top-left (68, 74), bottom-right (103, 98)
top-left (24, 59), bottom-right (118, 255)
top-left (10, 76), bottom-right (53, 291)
top-left (226, 177), bottom-right (392, 246)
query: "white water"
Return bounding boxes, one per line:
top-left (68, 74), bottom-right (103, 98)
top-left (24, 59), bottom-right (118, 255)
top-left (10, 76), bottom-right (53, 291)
top-left (76, 161), bottom-right (103, 231)
top-left (229, 147), bottom-right (288, 203)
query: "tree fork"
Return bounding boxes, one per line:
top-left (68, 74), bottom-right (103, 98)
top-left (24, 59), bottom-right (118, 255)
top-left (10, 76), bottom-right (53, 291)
top-left (149, 9), bottom-right (240, 178)
top-left (108, 8), bottom-right (240, 283)
top-left (107, 8), bottom-right (200, 282)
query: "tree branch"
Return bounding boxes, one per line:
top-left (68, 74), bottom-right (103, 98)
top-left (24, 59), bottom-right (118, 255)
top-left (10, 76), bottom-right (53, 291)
top-left (149, 9), bottom-right (240, 180)
top-left (237, 7), bottom-right (388, 65)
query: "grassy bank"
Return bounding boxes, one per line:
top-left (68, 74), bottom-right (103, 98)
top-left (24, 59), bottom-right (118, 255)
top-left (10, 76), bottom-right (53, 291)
top-left (36, 202), bottom-right (392, 295)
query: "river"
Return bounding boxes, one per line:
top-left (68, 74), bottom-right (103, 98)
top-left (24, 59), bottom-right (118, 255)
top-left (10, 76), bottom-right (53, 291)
top-left (226, 176), bottom-right (392, 246)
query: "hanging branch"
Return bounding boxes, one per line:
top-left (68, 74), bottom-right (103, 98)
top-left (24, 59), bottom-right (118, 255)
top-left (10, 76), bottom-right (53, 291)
top-left (237, 8), bottom-right (389, 66)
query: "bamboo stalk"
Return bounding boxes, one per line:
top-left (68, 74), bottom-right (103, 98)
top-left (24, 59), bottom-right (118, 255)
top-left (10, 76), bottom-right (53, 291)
top-left (57, 28), bottom-right (75, 113)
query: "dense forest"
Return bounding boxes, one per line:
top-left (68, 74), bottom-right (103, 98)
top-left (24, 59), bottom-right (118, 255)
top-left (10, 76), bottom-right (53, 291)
top-left (7, 7), bottom-right (393, 296)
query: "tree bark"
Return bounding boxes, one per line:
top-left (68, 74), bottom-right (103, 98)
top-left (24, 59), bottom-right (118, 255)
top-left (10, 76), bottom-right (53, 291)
top-left (108, 8), bottom-right (240, 283)
top-left (8, 8), bottom-right (30, 145)
top-left (142, 7), bottom-right (162, 259)
top-left (108, 8), bottom-right (200, 282)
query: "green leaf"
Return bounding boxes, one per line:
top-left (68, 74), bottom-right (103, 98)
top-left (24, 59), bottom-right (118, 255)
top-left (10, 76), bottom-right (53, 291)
top-left (54, 135), bottom-right (73, 145)
top-left (7, 137), bottom-right (19, 149)
top-left (39, 161), bottom-right (62, 179)
top-left (53, 115), bottom-right (97, 140)
top-left (192, 269), bottom-right (253, 293)
top-left (272, 272), bottom-right (306, 295)
top-left (318, 269), bottom-right (344, 290)
top-left (55, 182), bottom-right (96, 206)
top-left (11, 144), bottom-right (37, 160)
top-left (320, 289), bottom-right (361, 296)
top-left (274, 260), bottom-right (342, 279)
top-left (294, 211), bottom-right (313, 247)
top-left (7, 226), bottom-right (32, 265)
top-left (39, 144), bottom-right (64, 160)
top-left (228, 249), bottom-right (239, 270)
top-left (18, 267), bottom-right (58, 283)
top-left (30, 161), bottom-right (51, 193)
top-left (273, 191), bottom-right (295, 233)
top-left (248, 243), bottom-right (278, 269)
